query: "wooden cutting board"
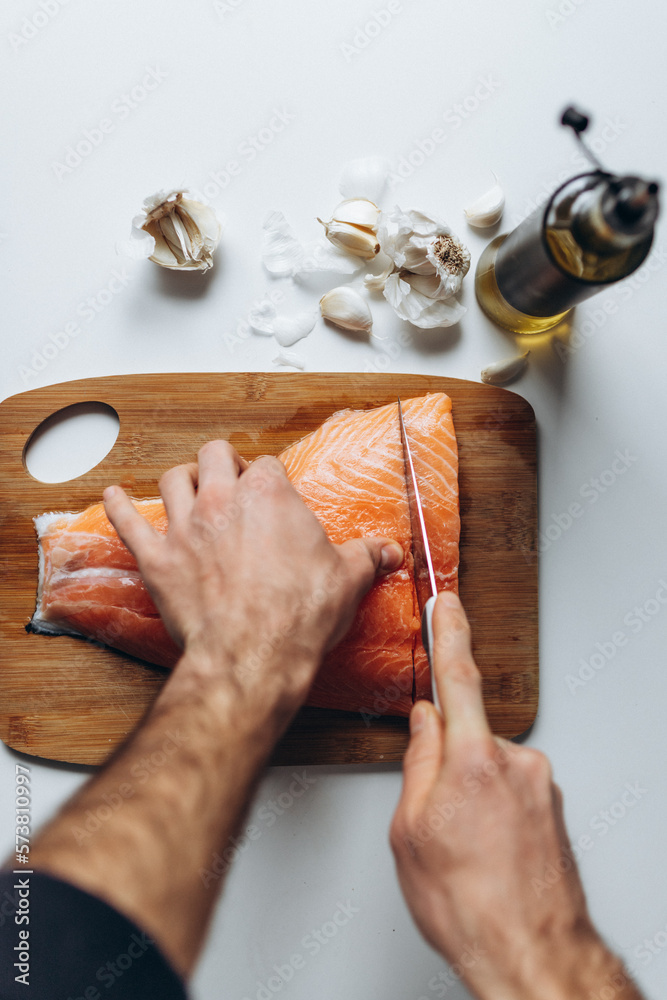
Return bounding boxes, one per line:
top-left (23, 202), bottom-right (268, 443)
top-left (0, 373), bottom-right (537, 766)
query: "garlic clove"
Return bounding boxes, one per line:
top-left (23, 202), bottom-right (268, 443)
top-left (464, 175), bottom-right (505, 228)
top-left (262, 212), bottom-right (361, 276)
top-left (364, 251), bottom-right (395, 292)
top-left (318, 219), bottom-right (380, 260)
top-left (480, 351), bottom-right (530, 385)
top-left (339, 157), bottom-right (390, 206)
top-left (320, 286), bottom-right (373, 332)
top-left (332, 198), bottom-right (380, 232)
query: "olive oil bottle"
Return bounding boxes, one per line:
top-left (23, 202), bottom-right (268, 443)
top-left (475, 107), bottom-right (660, 335)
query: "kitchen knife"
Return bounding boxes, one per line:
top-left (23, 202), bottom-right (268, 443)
top-left (397, 398), bottom-right (440, 712)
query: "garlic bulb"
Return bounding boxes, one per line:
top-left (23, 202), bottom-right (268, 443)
top-left (320, 286), bottom-right (373, 332)
top-left (119, 189), bottom-right (222, 271)
top-left (464, 175), bottom-right (505, 228)
top-left (481, 352), bottom-right (529, 385)
top-left (332, 198), bottom-right (380, 232)
top-left (318, 218), bottom-right (380, 260)
top-left (377, 207), bottom-right (470, 328)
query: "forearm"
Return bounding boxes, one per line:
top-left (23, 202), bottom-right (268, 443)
top-left (26, 648), bottom-right (307, 978)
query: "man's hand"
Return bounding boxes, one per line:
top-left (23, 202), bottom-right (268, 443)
top-left (24, 442), bottom-right (403, 979)
top-left (390, 592), bottom-right (643, 1000)
top-left (103, 440), bottom-right (403, 723)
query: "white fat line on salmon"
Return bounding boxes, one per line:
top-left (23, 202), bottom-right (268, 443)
top-left (238, 900), bottom-right (360, 1000)
top-left (199, 771), bottom-right (317, 890)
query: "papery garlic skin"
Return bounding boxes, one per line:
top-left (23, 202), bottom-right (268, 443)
top-left (318, 218), bottom-right (380, 260)
top-left (332, 198), bottom-right (380, 232)
top-left (464, 175), bottom-right (505, 228)
top-left (377, 207), bottom-right (470, 327)
top-left (262, 212), bottom-right (361, 277)
top-left (364, 251), bottom-right (394, 291)
top-left (384, 272), bottom-right (466, 328)
top-left (273, 349), bottom-right (306, 370)
top-left (126, 190), bottom-right (222, 271)
top-left (481, 351), bottom-right (529, 385)
top-left (320, 286), bottom-right (373, 332)
top-left (339, 157), bottom-right (390, 206)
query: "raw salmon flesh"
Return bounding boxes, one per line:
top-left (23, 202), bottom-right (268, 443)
top-left (29, 393), bottom-right (459, 717)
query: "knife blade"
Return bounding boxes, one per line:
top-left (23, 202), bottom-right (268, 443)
top-left (397, 398), bottom-right (440, 711)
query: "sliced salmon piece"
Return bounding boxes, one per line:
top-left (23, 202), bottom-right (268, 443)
top-left (30, 393), bottom-right (459, 717)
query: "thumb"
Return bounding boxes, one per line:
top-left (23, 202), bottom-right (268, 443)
top-left (337, 536), bottom-right (404, 593)
top-left (393, 701), bottom-right (444, 832)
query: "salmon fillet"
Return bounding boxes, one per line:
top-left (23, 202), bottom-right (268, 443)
top-left (30, 393), bottom-right (459, 717)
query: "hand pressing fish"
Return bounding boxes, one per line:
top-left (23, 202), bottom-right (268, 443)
top-left (29, 394), bottom-right (460, 718)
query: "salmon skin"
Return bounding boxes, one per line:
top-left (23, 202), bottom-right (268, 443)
top-left (29, 393), bottom-right (459, 718)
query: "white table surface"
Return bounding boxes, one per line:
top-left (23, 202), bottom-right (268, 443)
top-left (2, 0), bottom-right (667, 997)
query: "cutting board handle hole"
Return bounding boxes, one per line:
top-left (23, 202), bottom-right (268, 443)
top-left (23, 402), bottom-right (120, 483)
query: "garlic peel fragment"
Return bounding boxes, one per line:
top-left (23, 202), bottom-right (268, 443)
top-left (248, 299), bottom-right (317, 346)
top-left (339, 157), bottom-right (390, 205)
top-left (320, 286), bottom-right (373, 333)
top-left (481, 352), bottom-right (530, 385)
top-left (273, 349), bottom-right (306, 370)
top-left (261, 212), bottom-right (360, 276)
top-left (464, 175), bottom-right (505, 228)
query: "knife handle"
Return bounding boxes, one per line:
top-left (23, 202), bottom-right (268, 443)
top-left (421, 595), bottom-right (440, 713)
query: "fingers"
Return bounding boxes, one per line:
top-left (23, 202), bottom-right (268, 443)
top-left (160, 463), bottom-right (199, 524)
top-left (196, 440), bottom-right (247, 494)
top-left (103, 486), bottom-right (162, 564)
top-left (396, 700), bottom-right (444, 821)
top-left (337, 536), bottom-right (404, 596)
top-left (431, 592), bottom-right (491, 748)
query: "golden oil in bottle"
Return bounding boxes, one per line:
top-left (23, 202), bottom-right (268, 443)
top-left (475, 108), bottom-right (659, 336)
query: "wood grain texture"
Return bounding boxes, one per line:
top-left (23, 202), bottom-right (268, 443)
top-left (0, 373), bottom-right (538, 766)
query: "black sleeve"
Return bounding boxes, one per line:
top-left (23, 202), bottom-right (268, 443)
top-left (0, 869), bottom-right (188, 1000)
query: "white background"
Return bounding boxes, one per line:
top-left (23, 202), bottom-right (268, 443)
top-left (2, 0), bottom-right (667, 997)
